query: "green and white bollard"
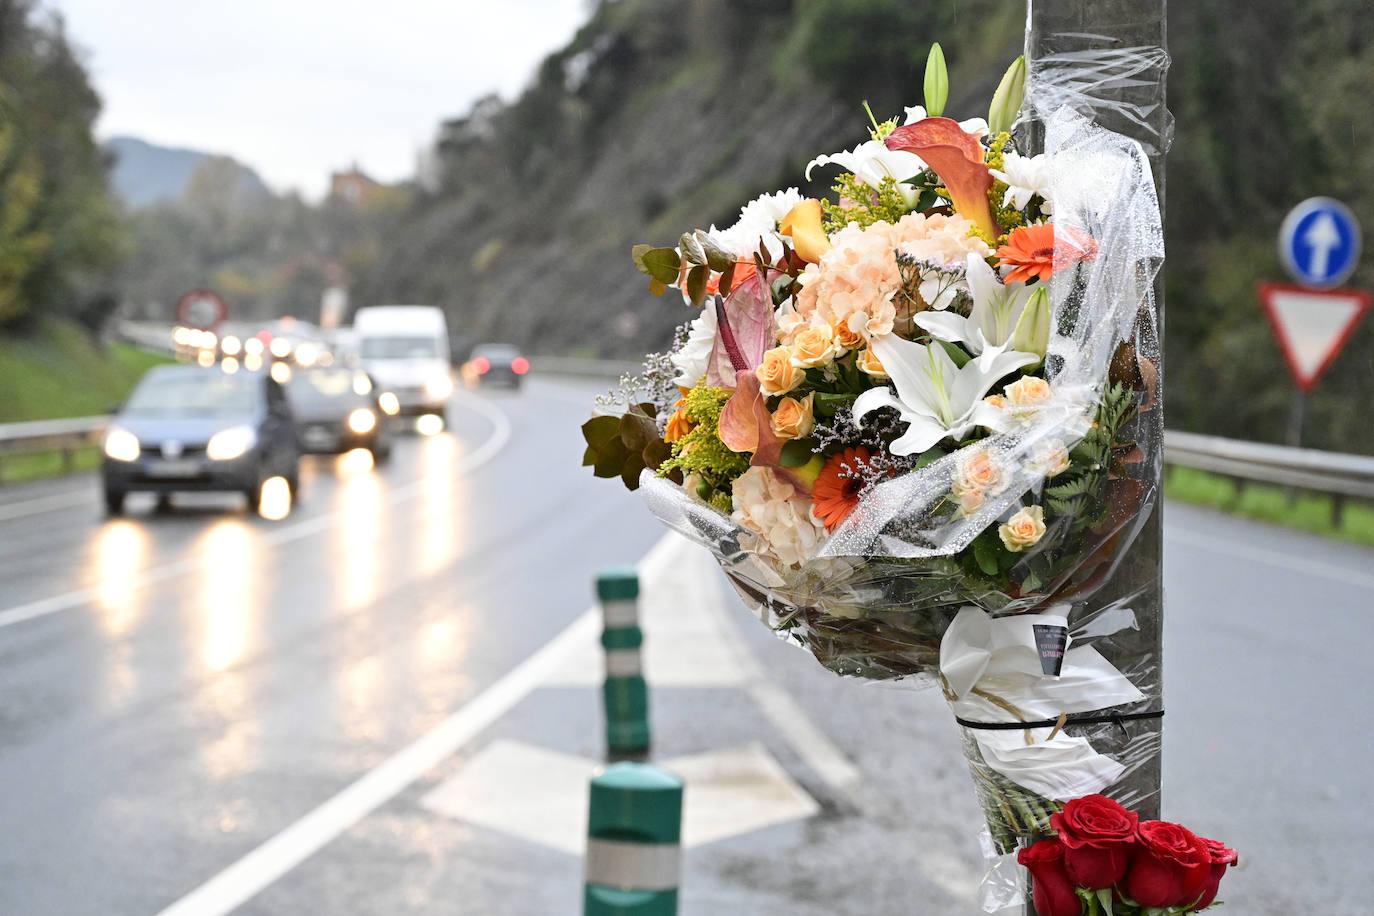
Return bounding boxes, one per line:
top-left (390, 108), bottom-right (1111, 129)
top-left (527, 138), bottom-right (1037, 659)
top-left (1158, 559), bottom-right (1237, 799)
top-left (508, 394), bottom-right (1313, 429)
top-left (583, 762), bottom-right (683, 915)
top-left (596, 568), bottom-right (650, 757)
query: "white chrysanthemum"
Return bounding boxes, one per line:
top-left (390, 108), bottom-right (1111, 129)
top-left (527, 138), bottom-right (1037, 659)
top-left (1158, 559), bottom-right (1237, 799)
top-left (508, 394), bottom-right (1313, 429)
top-left (709, 188), bottom-right (804, 260)
top-left (731, 467), bottom-right (826, 569)
top-left (991, 151), bottom-right (1054, 214)
top-left (669, 305), bottom-right (718, 387)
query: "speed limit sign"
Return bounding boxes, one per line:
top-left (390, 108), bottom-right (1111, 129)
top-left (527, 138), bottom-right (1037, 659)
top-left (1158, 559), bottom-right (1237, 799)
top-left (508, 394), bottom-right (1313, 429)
top-left (175, 288), bottom-right (228, 329)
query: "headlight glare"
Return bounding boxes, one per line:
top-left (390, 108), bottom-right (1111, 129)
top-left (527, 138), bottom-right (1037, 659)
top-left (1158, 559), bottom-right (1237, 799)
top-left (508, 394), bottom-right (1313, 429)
top-left (103, 427), bottom-right (141, 462)
top-left (424, 375), bottom-right (453, 400)
top-left (206, 426), bottom-right (257, 461)
top-left (347, 408), bottom-right (377, 434)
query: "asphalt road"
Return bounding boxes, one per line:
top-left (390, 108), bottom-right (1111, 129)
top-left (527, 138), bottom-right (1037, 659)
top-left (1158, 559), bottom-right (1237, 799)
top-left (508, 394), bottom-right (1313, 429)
top-left (0, 376), bottom-right (1368, 915)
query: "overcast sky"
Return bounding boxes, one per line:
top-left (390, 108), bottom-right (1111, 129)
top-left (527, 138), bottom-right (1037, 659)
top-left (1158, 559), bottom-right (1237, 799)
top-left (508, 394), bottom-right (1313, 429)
top-left (45, 0), bottom-right (593, 198)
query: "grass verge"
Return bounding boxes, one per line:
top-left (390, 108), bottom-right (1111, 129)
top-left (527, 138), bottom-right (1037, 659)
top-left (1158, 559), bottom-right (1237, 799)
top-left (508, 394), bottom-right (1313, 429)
top-left (0, 319), bottom-right (171, 484)
top-left (1165, 465), bottom-right (1374, 548)
top-left (0, 319), bottom-right (169, 423)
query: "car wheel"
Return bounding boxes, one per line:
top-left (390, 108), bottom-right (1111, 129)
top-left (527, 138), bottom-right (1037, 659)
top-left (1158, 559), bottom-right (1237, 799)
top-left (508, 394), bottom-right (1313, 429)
top-left (104, 488), bottom-right (126, 516)
top-left (244, 476), bottom-right (263, 513)
top-left (370, 442), bottom-right (392, 464)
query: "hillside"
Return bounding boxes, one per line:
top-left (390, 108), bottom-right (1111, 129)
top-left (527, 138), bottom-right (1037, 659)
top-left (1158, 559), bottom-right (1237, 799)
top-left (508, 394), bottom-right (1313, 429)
top-left (105, 136), bottom-right (271, 209)
top-left (353, 0), bottom-right (1023, 357)
top-left (356, 0), bottom-right (1374, 454)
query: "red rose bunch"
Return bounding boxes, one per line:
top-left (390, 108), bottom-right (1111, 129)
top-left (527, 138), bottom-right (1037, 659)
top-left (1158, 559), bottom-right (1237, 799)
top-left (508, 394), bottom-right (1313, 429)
top-left (1017, 795), bottom-right (1238, 915)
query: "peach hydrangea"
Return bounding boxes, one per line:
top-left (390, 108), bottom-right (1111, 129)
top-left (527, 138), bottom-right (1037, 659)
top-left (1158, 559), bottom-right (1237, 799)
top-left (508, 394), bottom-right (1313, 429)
top-left (785, 213), bottom-right (990, 346)
top-left (730, 467), bottom-right (827, 568)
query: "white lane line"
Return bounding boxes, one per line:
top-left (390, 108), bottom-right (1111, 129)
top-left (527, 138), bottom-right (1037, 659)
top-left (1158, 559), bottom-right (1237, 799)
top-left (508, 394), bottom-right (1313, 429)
top-left (157, 611), bottom-right (600, 916)
top-left (0, 487), bottom-right (93, 522)
top-left (155, 532), bottom-right (680, 916)
top-left (1167, 524), bottom-right (1374, 591)
top-left (0, 394), bottom-right (511, 630)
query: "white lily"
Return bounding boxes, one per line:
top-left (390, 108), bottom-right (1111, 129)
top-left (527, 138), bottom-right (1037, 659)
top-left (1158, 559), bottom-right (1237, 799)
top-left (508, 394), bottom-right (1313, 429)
top-left (915, 253), bottom-right (1036, 368)
top-left (902, 104), bottom-right (990, 138)
top-left (853, 333), bottom-right (1037, 455)
top-left (990, 151), bottom-right (1054, 214)
top-left (805, 140), bottom-right (925, 205)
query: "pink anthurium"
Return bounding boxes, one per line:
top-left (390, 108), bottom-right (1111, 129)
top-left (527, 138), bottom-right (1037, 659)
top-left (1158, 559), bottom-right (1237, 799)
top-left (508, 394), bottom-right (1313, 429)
top-left (885, 117), bottom-right (1000, 238)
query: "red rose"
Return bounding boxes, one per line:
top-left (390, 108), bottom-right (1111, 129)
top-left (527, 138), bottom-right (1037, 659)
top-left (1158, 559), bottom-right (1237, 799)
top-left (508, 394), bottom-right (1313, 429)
top-left (1194, 837), bottom-right (1239, 908)
top-left (1125, 821), bottom-right (1212, 908)
top-left (1017, 838), bottom-right (1083, 916)
top-left (1049, 794), bottom-right (1139, 890)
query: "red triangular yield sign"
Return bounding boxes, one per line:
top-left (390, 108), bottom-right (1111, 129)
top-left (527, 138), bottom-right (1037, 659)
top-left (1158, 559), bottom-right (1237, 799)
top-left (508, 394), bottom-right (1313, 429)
top-left (1259, 283), bottom-right (1371, 392)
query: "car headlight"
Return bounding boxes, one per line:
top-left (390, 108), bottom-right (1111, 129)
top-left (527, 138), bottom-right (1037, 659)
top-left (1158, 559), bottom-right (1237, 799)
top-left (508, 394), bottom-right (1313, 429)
top-left (206, 426), bottom-right (257, 461)
top-left (347, 407), bottom-right (377, 434)
top-left (103, 427), bottom-right (141, 462)
top-left (378, 392), bottom-right (400, 416)
top-left (424, 375), bottom-right (453, 400)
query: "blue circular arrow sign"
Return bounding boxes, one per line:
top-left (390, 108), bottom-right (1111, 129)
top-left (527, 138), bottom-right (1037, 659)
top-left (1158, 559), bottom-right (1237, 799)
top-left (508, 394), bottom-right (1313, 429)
top-left (1279, 197), bottom-right (1362, 288)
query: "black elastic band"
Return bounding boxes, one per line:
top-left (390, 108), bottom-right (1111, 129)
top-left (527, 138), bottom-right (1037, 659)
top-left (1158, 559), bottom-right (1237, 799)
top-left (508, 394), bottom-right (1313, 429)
top-left (956, 710), bottom-right (1164, 734)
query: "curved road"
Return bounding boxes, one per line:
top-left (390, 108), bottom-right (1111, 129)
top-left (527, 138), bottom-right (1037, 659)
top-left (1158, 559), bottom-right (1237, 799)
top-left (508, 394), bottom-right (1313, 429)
top-left (0, 377), bottom-right (1368, 914)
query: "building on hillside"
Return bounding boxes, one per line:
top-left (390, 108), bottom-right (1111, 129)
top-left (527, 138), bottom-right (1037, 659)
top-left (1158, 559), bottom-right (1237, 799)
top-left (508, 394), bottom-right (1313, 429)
top-left (329, 165), bottom-right (381, 207)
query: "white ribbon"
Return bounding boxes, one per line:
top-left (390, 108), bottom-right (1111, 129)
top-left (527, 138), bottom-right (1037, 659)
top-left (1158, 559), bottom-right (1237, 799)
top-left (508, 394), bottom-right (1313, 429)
top-left (940, 606), bottom-right (1144, 801)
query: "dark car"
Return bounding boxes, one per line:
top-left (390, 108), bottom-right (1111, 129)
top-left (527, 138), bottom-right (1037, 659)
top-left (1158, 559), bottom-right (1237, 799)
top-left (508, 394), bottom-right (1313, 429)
top-left (463, 343), bottom-right (528, 389)
top-left (286, 367), bottom-right (394, 461)
top-left (101, 364), bottom-right (300, 515)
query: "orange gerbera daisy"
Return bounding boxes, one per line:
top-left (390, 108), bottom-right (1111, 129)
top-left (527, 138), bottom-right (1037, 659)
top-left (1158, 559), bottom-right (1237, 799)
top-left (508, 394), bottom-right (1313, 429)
top-left (996, 223), bottom-right (1057, 284)
top-left (996, 223), bottom-right (1098, 285)
top-left (812, 446), bottom-right (875, 532)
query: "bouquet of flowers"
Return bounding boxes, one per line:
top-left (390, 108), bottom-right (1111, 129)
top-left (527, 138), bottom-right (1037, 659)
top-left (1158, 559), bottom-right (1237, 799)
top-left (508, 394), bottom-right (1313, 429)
top-left (584, 42), bottom-right (1221, 912)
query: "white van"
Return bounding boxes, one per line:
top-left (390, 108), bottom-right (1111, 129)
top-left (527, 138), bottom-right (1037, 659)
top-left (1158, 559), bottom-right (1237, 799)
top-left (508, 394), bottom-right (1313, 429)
top-left (353, 305), bottom-right (453, 417)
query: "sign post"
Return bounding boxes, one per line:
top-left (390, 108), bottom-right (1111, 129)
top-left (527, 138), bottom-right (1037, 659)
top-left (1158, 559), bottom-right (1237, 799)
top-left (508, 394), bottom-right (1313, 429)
top-left (1266, 199), bottom-right (1367, 452)
top-left (175, 288), bottom-right (228, 331)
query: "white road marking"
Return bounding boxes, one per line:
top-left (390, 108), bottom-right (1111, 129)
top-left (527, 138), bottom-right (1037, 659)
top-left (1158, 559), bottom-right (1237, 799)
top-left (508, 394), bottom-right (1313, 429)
top-left (155, 611), bottom-right (600, 916)
top-left (154, 532), bottom-right (682, 916)
top-left (1168, 524), bottom-right (1374, 591)
top-left (0, 394), bottom-right (511, 630)
top-left (421, 739), bottom-right (818, 854)
top-left (0, 486), bottom-right (94, 521)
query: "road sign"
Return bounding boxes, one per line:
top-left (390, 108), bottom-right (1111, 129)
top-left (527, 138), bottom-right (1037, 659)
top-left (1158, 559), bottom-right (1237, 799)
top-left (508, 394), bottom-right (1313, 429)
top-left (1259, 283), bottom-right (1371, 392)
top-left (175, 288), bottom-right (228, 329)
top-left (1278, 197), bottom-right (1362, 288)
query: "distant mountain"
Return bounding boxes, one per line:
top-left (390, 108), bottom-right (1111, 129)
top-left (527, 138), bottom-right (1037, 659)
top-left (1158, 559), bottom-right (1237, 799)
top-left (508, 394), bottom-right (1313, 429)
top-left (105, 136), bottom-right (271, 208)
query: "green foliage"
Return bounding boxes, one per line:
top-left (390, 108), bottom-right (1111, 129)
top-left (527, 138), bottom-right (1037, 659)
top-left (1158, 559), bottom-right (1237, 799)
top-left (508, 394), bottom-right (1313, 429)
top-left (821, 174), bottom-right (916, 233)
top-left (581, 402), bottom-right (674, 491)
top-left (0, 1), bottom-right (124, 329)
top-left (0, 117), bottom-right (50, 324)
top-left (1044, 383), bottom-right (1138, 532)
top-left (658, 385), bottom-right (750, 488)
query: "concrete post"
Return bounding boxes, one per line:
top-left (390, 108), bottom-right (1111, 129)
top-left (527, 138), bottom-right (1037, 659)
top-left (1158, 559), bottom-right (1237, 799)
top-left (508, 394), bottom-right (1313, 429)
top-left (1024, 2), bottom-right (1170, 912)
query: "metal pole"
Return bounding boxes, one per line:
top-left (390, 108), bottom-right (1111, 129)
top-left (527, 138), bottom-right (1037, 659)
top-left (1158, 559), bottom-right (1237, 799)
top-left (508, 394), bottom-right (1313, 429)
top-left (1024, 3), bottom-right (1169, 913)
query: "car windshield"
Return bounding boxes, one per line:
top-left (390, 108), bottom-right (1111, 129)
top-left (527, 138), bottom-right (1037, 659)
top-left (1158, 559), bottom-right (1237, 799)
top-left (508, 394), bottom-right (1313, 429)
top-left (124, 371), bottom-right (259, 416)
top-left (474, 345), bottom-right (519, 360)
top-left (360, 336), bottom-right (443, 359)
top-left (288, 369), bottom-right (367, 404)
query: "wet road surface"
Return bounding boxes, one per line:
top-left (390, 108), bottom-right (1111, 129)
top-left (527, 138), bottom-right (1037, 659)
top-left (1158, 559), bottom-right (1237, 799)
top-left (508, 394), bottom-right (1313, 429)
top-left (0, 377), bottom-right (1368, 914)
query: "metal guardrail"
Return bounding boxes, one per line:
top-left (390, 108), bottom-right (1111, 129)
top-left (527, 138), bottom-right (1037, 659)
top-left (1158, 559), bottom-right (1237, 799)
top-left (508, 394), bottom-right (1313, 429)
top-left (0, 416), bottom-right (107, 483)
top-left (1164, 430), bottom-right (1374, 524)
top-left (3, 360), bottom-right (1373, 519)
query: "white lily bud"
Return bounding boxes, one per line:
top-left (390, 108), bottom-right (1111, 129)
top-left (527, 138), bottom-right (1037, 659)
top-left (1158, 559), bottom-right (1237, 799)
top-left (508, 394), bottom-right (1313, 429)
top-left (988, 55), bottom-right (1027, 136)
top-left (1011, 286), bottom-right (1051, 362)
top-left (924, 43), bottom-right (949, 118)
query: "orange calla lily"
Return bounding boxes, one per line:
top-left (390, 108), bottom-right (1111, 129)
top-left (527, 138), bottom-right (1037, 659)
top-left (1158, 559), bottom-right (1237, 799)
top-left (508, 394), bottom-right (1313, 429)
top-left (780, 198), bottom-right (831, 263)
top-left (885, 117), bottom-right (999, 238)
